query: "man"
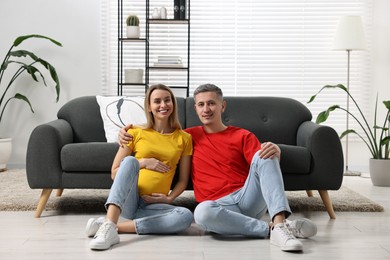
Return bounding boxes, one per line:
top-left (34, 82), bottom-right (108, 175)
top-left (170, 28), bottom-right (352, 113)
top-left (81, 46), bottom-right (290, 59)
top-left (119, 84), bottom-right (317, 252)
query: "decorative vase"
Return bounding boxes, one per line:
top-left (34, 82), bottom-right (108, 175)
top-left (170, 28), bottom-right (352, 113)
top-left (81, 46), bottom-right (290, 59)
top-left (125, 69), bottom-right (144, 83)
top-left (152, 8), bottom-right (161, 19)
top-left (0, 137), bottom-right (12, 171)
top-left (126, 26), bottom-right (140, 38)
top-left (160, 7), bottom-right (167, 19)
top-left (369, 158), bottom-right (390, 186)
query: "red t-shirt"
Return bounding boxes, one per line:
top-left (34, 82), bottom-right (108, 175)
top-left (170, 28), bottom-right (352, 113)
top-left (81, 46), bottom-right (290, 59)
top-left (185, 126), bottom-right (261, 202)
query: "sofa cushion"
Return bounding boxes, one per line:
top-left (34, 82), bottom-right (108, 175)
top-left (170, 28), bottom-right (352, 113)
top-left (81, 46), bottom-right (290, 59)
top-left (279, 144), bottom-right (311, 174)
top-left (185, 96), bottom-right (312, 145)
top-left (61, 142), bottom-right (119, 172)
top-left (58, 96), bottom-right (107, 143)
top-left (96, 96), bottom-right (146, 142)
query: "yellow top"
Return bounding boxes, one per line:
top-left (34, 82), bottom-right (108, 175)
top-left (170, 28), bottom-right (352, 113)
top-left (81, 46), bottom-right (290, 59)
top-left (127, 127), bottom-right (192, 196)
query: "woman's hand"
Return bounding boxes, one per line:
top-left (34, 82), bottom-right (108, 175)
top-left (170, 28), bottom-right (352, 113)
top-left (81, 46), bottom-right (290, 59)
top-left (142, 193), bottom-right (173, 204)
top-left (139, 158), bottom-right (170, 173)
top-left (259, 142), bottom-right (281, 160)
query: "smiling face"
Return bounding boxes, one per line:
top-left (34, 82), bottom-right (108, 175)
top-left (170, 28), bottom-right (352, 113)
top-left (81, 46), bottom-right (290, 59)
top-left (194, 91), bottom-right (226, 129)
top-left (148, 89), bottom-right (173, 121)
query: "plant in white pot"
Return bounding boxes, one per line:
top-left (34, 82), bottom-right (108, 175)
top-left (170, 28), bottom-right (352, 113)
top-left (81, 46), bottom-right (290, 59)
top-left (0, 34), bottom-right (62, 171)
top-left (126, 14), bottom-right (140, 38)
top-left (308, 84), bottom-right (390, 186)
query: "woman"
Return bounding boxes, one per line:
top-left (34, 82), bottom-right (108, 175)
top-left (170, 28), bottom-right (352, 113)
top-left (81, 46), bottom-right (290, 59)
top-left (86, 84), bottom-right (193, 250)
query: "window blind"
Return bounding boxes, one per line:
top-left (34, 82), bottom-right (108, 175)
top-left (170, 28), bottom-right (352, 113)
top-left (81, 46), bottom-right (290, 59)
top-left (101, 0), bottom-right (373, 136)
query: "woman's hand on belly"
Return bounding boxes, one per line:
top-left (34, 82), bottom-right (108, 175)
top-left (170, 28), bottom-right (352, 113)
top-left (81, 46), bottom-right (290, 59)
top-left (139, 158), bottom-right (170, 173)
top-left (142, 193), bottom-right (173, 204)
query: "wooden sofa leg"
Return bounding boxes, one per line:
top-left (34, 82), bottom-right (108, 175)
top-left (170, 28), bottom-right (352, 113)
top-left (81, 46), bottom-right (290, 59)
top-left (35, 189), bottom-right (53, 218)
top-left (56, 189), bottom-right (64, 197)
top-left (318, 190), bottom-right (336, 219)
top-left (306, 190), bottom-right (313, 197)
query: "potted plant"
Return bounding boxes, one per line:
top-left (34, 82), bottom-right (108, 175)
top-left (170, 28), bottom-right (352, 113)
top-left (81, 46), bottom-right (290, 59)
top-left (0, 34), bottom-right (62, 171)
top-left (126, 14), bottom-right (140, 38)
top-left (308, 84), bottom-right (390, 186)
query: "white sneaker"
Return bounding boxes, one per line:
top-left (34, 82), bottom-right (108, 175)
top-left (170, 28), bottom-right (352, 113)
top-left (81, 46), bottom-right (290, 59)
top-left (285, 218), bottom-right (317, 238)
top-left (270, 223), bottom-right (303, 252)
top-left (89, 221), bottom-right (120, 250)
top-left (85, 217), bottom-right (105, 237)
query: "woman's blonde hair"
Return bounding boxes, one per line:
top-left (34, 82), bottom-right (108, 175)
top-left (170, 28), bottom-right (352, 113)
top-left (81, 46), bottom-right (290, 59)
top-left (143, 84), bottom-right (182, 130)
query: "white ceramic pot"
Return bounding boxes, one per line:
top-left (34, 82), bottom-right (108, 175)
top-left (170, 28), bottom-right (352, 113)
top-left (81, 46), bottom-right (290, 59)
top-left (369, 158), bottom-right (390, 186)
top-left (160, 7), bottom-right (167, 19)
top-left (125, 69), bottom-right (144, 83)
top-left (126, 26), bottom-right (140, 38)
top-left (0, 137), bottom-right (12, 171)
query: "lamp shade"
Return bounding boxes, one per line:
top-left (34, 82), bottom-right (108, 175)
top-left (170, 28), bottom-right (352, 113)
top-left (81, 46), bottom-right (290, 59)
top-left (333, 15), bottom-right (366, 50)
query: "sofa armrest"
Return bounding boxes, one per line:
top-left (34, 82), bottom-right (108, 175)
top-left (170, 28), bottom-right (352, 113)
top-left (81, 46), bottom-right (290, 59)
top-left (296, 121), bottom-right (344, 189)
top-left (26, 119), bottom-right (73, 189)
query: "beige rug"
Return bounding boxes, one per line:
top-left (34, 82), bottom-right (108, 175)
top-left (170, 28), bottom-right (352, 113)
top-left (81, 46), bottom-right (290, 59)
top-left (0, 169), bottom-right (384, 213)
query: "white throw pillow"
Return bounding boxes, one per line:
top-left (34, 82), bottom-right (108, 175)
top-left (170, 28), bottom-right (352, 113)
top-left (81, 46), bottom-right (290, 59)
top-left (96, 96), bottom-right (146, 142)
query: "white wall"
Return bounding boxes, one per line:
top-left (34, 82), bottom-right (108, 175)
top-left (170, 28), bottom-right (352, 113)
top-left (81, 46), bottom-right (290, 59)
top-left (0, 0), bottom-right (102, 167)
top-left (1, 0), bottom-right (389, 170)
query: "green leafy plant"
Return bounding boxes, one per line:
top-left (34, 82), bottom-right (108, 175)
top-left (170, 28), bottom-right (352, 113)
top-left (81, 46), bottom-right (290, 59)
top-left (308, 84), bottom-right (390, 159)
top-left (0, 34), bottom-right (62, 125)
top-left (126, 15), bottom-right (140, 26)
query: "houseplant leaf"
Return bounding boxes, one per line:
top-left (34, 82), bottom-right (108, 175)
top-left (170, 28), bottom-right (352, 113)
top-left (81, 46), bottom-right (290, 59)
top-left (0, 34), bottom-right (62, 124)
top-left (384, 100), bottom-right (390, 110)
top-left (340, 129), bottom-right (357, 139)
top-left (309, 84), bottom-right (390, 160)
top-left (316, 105), bottom-right (339, 124)
top-left (13, 35), bottom-right (62, 48)
top-left (13, 93), bottom-right (34, 113)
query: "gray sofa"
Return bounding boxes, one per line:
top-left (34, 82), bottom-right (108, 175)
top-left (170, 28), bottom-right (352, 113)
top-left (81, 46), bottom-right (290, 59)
top-left (26, 96), bottom-right (343, 218)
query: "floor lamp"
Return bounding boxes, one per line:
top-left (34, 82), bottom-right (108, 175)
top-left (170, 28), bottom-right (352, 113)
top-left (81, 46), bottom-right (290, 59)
top-left (332, 15), bottom-right (366, 176)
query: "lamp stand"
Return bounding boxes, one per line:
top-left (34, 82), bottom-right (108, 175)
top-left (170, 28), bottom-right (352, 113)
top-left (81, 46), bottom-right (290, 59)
top-left (344, 49), bottom-right (361, 176)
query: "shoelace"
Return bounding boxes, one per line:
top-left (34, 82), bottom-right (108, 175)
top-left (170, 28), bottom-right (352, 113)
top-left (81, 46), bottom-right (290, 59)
top-left (284, 221), bottom-right (302, 237)
top-left (277, 224), bottom-right (296, 241)
top-left (94, 222), bottom-right (111, 239)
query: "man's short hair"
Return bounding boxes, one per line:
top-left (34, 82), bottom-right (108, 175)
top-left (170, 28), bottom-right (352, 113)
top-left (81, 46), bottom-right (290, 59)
top-left (193, 84), bottom-right (223, 99)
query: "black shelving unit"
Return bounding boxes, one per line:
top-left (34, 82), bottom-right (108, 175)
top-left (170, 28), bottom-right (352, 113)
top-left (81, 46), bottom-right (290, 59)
top-left (118, 0), bottom-right (190, 97)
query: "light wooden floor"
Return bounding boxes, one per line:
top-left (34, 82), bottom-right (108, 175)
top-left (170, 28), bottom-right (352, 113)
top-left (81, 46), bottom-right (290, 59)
top-left (1, 175), bottom-right (389, 260)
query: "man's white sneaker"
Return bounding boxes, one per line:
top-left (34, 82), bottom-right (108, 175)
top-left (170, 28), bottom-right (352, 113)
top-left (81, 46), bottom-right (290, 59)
top-left (85, 217), bottom-right (105, 237)
top-left (270, 223), bottom-right (303, 252)
top-left (285, 218), bottom-right (317, 238)
top-left (89, 221), bottom-right (120, 250)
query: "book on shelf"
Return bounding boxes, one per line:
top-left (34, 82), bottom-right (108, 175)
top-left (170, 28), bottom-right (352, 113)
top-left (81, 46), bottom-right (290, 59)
top-left (158, 55), bottom-right (182, 60)
top-left (174, 0), bottom-right (180, 20)
top-left (157, 55), bottom-right (182, 64)
top-left (179, 0), bottom-right (186, 20)
top-left (153, 63), bottom-right (184, 68)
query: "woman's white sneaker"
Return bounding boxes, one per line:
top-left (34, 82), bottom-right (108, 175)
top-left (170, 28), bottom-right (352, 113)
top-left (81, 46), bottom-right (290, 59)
top-left (270, 223), bottom-right (303, 252)
top-left (89, 221), bottom-right (120, 250)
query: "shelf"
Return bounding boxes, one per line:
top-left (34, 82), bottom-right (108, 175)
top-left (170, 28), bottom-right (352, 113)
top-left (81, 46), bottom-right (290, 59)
top-left (148, 19), bottom-right (189, 24)
top-left (119, 38), bottom-right (147, 42)
top-left (169, 85), bottom-right (190, 89)
top-left (118, 83), bottom-right (147, 86)
top-left (118, 0), bottom-right (190, 97)
top-left (148, 66), bottom-right (188, 70)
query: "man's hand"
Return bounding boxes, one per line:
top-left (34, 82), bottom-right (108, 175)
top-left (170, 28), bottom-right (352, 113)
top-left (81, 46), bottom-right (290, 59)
top-left (142, 193), bottom-right (173, 204)
top-left (259, 142), bottom-right (281, 160)
top-left (118, 124), bottom-right (133, 146)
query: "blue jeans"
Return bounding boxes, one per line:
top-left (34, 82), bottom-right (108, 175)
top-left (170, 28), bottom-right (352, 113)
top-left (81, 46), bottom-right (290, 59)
top-left (193, 151), bottom-right (291, 237)
top-left (105, 156), bottom-right (193, 234)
